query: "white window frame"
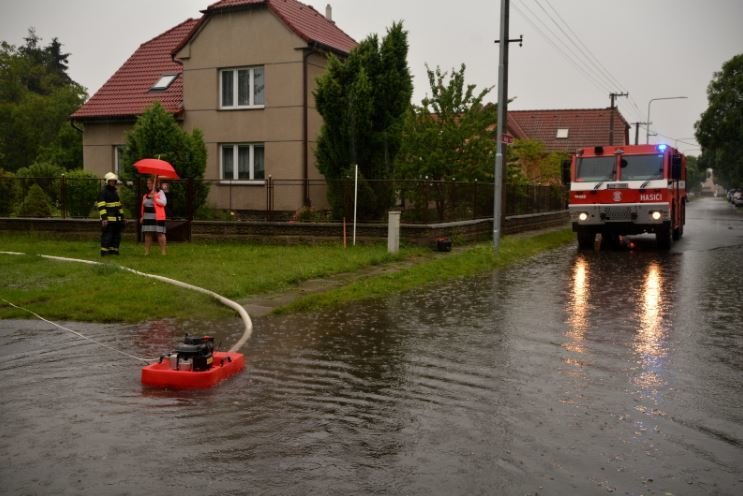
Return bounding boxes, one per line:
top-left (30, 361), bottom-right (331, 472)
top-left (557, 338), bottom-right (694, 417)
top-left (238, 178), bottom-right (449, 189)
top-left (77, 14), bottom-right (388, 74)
top-left (219, 66), bottom-right (265, 109)
top-left (114, 145), bottom-right (127, 175)
top-left (151, 74), bottom-right (177, 91)
top-left (220, 143), bottom-right (265, 184)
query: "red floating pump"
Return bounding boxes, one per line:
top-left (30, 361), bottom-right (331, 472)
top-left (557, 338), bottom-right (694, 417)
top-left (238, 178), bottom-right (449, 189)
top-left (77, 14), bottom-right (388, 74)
top-left (141, 335), bottom-right (245, 389)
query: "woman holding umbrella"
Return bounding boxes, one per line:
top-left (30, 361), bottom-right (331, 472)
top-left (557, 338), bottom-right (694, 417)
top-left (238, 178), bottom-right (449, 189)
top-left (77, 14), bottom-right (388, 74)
top-left (133, 158), bottom-right (179, 256)
top-left (140, 176), bottom-right (168, 255)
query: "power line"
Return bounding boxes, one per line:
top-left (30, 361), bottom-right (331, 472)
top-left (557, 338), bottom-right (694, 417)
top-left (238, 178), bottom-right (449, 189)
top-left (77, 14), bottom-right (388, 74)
top-left (537, 0), bottom-right (626, 92)
top-left (511, 0), bottom-right (616, 96)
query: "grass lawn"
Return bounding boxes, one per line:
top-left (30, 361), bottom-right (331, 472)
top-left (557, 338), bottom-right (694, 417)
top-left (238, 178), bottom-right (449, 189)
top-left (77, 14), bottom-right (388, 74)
top-left (0, 229), bottom-right (574, 322)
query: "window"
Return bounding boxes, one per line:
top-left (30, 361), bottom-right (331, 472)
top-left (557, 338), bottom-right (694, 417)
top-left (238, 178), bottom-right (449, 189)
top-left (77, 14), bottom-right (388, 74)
top-left (576, 156), bottom-right (616, 181)
top-left (556, 128), bottom-right (569, 139)
top-left (221, 144), bottom-right (265, 181)
top-left (114, 145), bottom-right (127, 175)
top-left (220, 67), bottom-right (265, 108)
top-left (619, 154), bottom-right (665, 181)
top-left (151, 74), bottom-right (177, 91)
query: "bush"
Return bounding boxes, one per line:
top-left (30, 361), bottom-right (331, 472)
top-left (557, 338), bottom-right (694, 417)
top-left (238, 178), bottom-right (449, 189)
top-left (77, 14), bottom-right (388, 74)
top-left (18, 183), bottom-right (53, 217)
top-left (62, 170), bottom-right (100, 217)
top-left (15, 161), bottom-right (65, 203)
top-left (0, 169), bottom-right (20, 216)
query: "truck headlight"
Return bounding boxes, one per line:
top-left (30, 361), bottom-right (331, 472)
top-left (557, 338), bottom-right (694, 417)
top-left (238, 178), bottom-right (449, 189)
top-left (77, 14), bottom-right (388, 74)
top-left (578, 212), bottom-right (589, 221)
top-left (651, 211), bottom-right (662, 221)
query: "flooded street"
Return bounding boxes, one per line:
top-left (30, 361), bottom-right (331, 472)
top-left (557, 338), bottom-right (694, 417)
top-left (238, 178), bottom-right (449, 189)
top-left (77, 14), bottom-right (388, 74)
top-left (1, 197), bottom-right (742, 495)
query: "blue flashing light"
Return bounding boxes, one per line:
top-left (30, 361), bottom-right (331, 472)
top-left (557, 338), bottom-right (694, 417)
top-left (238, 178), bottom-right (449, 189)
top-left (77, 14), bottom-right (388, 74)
top-left (657, 144), bottom-right (668, 152)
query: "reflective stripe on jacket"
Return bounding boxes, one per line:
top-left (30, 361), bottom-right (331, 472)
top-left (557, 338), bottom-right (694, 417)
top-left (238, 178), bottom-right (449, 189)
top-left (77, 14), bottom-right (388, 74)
top-left (97, 186), bottom-right (124, 222)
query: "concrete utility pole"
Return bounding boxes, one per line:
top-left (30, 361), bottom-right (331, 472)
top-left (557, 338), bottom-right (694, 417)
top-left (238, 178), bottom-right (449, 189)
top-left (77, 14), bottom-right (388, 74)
top-left (608, 92), bottom-right (628, 145)
top-left (631, 122), bottom-right (649, 145)
top-left (493, 0), bottom-right (522, 251)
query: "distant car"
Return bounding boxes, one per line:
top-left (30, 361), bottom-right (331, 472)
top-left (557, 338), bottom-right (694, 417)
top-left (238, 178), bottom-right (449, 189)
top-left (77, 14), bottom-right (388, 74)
top-left (733, 190), bottom-right (743, 207)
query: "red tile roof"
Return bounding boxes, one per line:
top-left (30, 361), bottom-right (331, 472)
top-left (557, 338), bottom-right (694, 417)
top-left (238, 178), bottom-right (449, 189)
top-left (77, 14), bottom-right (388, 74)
top-left (508, 108), bottom-right (630, 153)
top-left (176, 0), bottom-right (357, 56)
top-left (72, 19), bottom-right (199, 121)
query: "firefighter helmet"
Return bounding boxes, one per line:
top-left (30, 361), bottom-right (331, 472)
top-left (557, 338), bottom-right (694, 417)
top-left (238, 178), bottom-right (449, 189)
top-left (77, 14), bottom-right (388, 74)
top-left (104, 172), bottom-right (118, 182)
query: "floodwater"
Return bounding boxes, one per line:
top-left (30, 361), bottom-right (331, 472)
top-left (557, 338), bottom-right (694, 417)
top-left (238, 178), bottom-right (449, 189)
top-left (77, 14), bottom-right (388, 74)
top-left (1, 198), bottom-right (742, 495)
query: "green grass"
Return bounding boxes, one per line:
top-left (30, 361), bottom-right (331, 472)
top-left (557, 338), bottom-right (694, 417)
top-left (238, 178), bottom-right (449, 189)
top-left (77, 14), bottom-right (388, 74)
top-left (0, 230), bottom-right (574, 322)
top-left (0, 234), bottom-right (423, 322)
top-left (277, 229), bottom-right (575, 314)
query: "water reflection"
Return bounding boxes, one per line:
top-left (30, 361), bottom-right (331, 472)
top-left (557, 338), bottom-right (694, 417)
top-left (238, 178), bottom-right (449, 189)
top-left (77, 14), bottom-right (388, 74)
top-left (565, 255), bottom-right (589, 356)
top-left (633, 261), bottom-right (668, 396)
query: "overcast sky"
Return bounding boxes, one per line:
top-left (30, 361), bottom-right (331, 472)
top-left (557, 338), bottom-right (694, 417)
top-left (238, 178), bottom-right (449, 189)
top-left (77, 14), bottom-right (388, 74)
top-left (3, 0), bottom-right (741, 156)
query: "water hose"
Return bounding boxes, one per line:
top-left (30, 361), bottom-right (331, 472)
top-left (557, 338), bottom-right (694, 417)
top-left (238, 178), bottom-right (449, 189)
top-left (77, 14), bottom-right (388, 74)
top-left (0, 251), bottom-right (253, 353)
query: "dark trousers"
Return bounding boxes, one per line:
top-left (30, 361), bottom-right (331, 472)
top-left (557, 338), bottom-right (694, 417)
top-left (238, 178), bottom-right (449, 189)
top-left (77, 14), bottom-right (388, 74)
top-left (101, 222), bottom-right (123, 255)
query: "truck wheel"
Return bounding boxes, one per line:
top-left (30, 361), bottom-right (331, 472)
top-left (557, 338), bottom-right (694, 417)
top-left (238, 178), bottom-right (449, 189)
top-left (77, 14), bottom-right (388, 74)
top-left (656, 223), bottom-right (672, 249)
top-left (577, 230), bottom-right (595, 249)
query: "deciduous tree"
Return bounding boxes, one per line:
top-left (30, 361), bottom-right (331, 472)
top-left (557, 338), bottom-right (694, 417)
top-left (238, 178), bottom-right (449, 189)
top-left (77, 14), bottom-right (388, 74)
top-left (695, 53), bottom-right (743, 187)
top-left (121, 102), bottom-right (208, 217)
top-left (0, 29), bottom-right (86, 172)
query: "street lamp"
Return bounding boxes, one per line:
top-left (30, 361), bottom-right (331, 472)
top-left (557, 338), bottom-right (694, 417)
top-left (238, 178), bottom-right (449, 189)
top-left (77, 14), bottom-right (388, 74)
top-left (646, 96), bottom-right (687, 144)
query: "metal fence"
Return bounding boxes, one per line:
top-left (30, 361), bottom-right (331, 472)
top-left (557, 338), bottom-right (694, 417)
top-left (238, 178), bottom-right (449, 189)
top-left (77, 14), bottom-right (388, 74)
top-left (0, 175), bottom-right (566, 224)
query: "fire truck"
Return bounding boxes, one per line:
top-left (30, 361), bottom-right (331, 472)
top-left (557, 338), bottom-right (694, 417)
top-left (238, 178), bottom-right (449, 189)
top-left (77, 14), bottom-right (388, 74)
top-left (562, 144), bottom-right (687, 249)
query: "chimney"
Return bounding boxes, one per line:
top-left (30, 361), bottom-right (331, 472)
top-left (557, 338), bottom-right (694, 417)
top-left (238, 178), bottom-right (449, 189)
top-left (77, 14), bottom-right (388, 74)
top-left (325, 4), bottom-right (333, 22)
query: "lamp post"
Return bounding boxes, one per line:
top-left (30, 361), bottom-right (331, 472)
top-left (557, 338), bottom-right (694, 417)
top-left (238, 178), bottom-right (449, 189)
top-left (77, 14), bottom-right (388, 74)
top-left (646, 96), bottom-right (687, 144)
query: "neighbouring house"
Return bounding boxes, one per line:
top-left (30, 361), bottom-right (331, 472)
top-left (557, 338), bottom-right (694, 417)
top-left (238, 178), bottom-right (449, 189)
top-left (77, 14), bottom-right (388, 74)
top-left (507, 107), bottom-right (630, 152)
top-left (71, 0), bottom-right (356, 213)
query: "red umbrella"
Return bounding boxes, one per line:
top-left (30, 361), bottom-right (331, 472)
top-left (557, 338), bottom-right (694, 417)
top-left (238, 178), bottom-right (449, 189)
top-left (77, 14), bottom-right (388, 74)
top-left (132, 158), bottom-right (180, 179)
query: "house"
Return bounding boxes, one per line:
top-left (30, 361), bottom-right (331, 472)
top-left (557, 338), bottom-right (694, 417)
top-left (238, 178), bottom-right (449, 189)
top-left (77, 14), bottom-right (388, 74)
top-left (72, 0), bottom-right (356, 213)
top-left (507, 107), bottom-right (630, 153)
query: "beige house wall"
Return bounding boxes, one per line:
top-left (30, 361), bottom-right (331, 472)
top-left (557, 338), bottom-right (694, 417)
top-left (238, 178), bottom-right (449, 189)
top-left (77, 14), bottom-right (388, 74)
top-left (79, 122), bottom-right (132, 178)
top-left (177, 9), bottom-right (331, 212)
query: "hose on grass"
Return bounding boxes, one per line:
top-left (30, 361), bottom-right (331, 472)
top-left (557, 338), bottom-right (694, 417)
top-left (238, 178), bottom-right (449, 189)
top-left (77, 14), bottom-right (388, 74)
top-left (0, 251), bottom-right (253, 355)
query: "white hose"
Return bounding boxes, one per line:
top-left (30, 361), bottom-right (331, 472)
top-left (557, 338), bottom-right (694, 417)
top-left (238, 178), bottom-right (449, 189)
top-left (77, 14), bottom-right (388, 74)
top-left (0, 251), bottom-right (253, 353)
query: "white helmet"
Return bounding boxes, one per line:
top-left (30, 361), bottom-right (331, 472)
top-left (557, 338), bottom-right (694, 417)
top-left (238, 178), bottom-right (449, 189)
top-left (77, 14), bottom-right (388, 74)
top-left (104, 172), bottom-right (118, 182)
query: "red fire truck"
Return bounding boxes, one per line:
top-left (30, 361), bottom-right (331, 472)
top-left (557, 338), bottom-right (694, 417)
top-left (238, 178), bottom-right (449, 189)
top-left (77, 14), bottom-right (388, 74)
top-left (562, 144), bottom-right (687, 249)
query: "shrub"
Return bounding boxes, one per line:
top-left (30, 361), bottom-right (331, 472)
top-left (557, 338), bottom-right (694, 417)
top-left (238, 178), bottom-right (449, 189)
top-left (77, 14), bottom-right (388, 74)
top-left (18, 183), bottom-right (53, 217)
top-left (0, 169), bottom-right (20, 216)
top-left (62, 170), bottom-right (100, 217)
top-left (15, 161), bottom-right (65, 203)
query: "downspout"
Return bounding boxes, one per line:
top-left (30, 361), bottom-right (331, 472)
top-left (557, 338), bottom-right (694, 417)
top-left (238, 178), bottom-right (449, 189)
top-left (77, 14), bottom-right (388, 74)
top-left (302, 46), bottom-right (312, 207)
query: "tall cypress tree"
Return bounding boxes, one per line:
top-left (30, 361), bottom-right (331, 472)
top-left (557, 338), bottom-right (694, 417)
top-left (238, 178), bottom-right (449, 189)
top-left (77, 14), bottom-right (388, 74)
top-left (315, 22), bottom-right (412, 220)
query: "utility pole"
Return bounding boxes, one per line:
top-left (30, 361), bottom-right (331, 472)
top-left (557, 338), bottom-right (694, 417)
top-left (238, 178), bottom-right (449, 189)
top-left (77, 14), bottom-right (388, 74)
top-left (608, 92), bottom-right (628, 145)
top-left (631, 122), bottom-right (649, 145)
top-left (492, 0), bottom-right (522, 251)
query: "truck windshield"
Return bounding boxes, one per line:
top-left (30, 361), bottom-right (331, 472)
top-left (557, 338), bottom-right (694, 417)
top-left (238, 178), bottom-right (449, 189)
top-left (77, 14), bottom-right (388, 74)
top-left (575, 156), bottom-right (616, 181)
top-left (619, 154), bottom-right (665, 180)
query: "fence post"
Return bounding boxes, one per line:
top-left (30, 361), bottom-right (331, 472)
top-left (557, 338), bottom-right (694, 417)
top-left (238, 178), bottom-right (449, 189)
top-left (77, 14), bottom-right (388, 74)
top-left (60, 174), bottom-right (67, 219)
top-left (387, 209), bottom-right (401, 254)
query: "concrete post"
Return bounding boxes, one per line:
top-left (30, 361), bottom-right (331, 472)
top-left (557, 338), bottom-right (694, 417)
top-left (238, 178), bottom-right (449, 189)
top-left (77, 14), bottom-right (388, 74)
top-left (387, 210), bottom-right (401, 254)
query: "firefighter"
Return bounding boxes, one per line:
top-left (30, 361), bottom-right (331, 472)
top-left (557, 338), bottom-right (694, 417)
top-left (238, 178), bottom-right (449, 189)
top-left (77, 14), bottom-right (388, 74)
top-left (97, 172), bottom-right (125, 256)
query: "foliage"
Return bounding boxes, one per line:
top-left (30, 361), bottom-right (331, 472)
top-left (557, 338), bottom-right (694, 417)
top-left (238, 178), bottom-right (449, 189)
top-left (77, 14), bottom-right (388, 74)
top-left (695, 53), bottom-right (743, 187)
top-left (395, 65), bottom-right (497, 220)
top-left (17, 183), bottom-right (53, 217)
top-left (62, 169), bottom-right (99, 217)
top-left (315, 22), bottom-right (413, 220)
top-left (0, 168), bottom-right (21, 215)
top-left (121, 102), bottom-right (209, 217)
top-left (396, 64), bottom-right (497, 182)
top-left (0, 29), bottom-right (86, 172)
top-left (507, 138), bottom-right (568, 186)
top-left (685, 155), bottom-right (703, 193)
top-left (15, 160), bottom-right (65, 203)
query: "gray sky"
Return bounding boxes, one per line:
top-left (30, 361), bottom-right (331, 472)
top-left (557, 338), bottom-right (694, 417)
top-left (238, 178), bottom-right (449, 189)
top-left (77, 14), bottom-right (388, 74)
top-left (2, 0), bottom-right (741, 156)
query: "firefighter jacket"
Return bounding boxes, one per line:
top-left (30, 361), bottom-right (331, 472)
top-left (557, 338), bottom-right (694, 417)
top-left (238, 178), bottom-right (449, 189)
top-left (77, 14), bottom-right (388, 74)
top-left (97, 185), bottom-right (124, 223)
